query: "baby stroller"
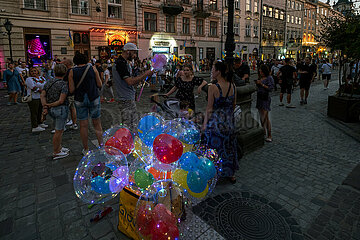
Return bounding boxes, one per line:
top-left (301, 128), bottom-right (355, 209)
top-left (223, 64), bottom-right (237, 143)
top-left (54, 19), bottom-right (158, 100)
top-left (150, 94), bottom-right (181, 120)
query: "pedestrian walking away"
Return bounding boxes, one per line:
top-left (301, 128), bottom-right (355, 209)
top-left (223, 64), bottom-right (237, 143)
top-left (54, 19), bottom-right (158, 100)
top-left (321, 59), bottom-right (332, 90)
top-left (68, 53), bottom-right (103, 155)
top-left (40, 64), bottom-right (70, 160)
top-left (3, 61), bottom-right (22, 105)
top-left (112, 42), bottom-right (153, 133)
top-left (298, 57), bottom-right (316, 105)
top-left (278, 58), bottom-right (297, 108)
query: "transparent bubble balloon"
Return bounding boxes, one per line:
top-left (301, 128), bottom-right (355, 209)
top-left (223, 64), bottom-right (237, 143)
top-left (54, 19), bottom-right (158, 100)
top-left (137, 113), bottom-right (165, 142)
top-left (135, 180), bottom-right (192, 240)
top-left (173, 148), bottom-right (219, 204)
top-left (127, 157), bottom-right (154, 193)
top-left (173, 118), bottom-right (201, 145)
top-left (103, 125), bottom-right (135, 156)
top-left (73, 146), bottom-right (129, 204)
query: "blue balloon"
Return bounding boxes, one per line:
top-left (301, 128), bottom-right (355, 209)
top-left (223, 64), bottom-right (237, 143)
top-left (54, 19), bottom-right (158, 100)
top-left (179, 152), bottom-right (199, 172)
top-left (138, 115), bottom-right (161, 140)
top-left (187, 171), bottom-right (207, 193)
top-left (197, 157), bottom-right (216, 180)
top-left (91, 176), bottom-right (111, 194)
top-left (143, 124), bottom-right (164, 147)
top-left (175, 119), bottom-right (200, 144)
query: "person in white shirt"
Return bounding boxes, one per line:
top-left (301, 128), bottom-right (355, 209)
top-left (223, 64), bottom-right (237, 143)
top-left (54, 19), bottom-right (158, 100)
top-left (321, 59), bottom-right (332, 90)
top-left (271, 60), bottom-right (283, 91)
top-left (15, 62), bottom-right (28, 95)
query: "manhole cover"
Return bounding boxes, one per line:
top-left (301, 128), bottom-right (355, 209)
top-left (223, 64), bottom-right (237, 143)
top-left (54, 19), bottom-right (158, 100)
top-left (193, 192), bottom-right (304, 240)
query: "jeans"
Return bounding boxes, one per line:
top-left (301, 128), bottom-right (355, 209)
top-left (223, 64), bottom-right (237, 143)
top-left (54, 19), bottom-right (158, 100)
top-left (49, 105), bottom-right (69, 130)
top-left (75, 94), bottom-right (101, 121)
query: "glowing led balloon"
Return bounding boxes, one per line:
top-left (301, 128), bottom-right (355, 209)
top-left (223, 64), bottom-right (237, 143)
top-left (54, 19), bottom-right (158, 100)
top-left (153, 134), bottom-right (183, 164)
top-left (152, 54), bottom-right (168, 71)
top-left (73, 146), bottom-right (128, 204)
top-left (138, 113), bottom-right (164, 141)
top-left (103, 125), bottom-right (134, 155)
top-left (187, 171), bottom-right (208, 193)
top-left (178, 152), bottom-right (199, 172)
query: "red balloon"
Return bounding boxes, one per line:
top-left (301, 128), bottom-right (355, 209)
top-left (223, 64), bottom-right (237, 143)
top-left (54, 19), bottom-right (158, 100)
top-left (153, 203), bottom-right (177, 225)
top-left (151, 220), bottom-right (170, 240)
top-left (136, 205), bottom-right (154, 236)
top-left (113, 128), bottom-right (134, 154)
top-left (105, 137), bottom-right (122, 154)
top-left (153, 134), bottom-right (183, 164)
top-left (167, 224), bottom-right (180, 240)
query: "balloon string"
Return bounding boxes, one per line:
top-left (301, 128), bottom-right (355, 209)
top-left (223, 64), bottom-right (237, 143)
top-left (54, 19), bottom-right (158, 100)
top-left (137, 76), bottom-right (149, 102)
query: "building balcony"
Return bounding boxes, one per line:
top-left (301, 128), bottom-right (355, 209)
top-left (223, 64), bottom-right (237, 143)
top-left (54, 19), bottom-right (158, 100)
top-left (162, 0), bottom-right (184, 16)
top-left (193, 5), bottom-right (211, 18)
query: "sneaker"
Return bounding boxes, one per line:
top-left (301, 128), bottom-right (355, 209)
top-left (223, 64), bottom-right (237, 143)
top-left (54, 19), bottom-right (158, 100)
top-left (7, 102), bottom-right (12, 106)
top-left (14, 102), bottom-right (19, 105)
top-left (40, 123), bottom-right (48, 128)
top-left (324, 87), bottom-right (328, 90)
top-left (300, 100), bottom-right (304, 105)
top-left (304, 100), bottom-right (307, 104)
top-left (107, 98), bottom-right (115, 103)
top-left (66, 120), bottom-right (73, 126)
top-left (279, 102), bottom-right (285, 106)
top-left (61, 147), bottom-right (70, 153)
top-left (51, 129), bottom-right (55, 134)
top-left (286, 104), bottom-right (296, 108)
top-left (70, 124), bottom-right (78, 130)
top-left (53, 150), bottom-right (69, 160)
top-left (32, 126), bottom-right (45, 133)
top-left (82, 149), bottom-right (90, 156)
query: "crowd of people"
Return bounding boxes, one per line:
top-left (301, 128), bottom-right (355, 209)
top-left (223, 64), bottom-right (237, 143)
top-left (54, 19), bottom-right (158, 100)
top-left (2, 44), bottom-right (346, 183)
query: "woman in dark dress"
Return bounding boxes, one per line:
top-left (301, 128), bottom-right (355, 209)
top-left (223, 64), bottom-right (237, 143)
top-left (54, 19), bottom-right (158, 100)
top-left (256, 65), bottom-right (274, 142)
top-left (165, 64), bottom-right (207, 111)
top-left (203, 61), bottom-right (238, 183)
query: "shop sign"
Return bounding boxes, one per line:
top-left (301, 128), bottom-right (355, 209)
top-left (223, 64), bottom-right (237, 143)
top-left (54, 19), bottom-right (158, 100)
top-left (108, 33), bottom-right (126, 46)
top-left (154, 41), bottom-right (170, 47)
top-left (153, 47), bottom-right (170, 53)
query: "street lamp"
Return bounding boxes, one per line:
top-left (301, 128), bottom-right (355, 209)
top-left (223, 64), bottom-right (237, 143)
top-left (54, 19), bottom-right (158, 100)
top-left (224, 0), bottom-right (235, 81)
top-left (4, 19), bottom-right (13, 61)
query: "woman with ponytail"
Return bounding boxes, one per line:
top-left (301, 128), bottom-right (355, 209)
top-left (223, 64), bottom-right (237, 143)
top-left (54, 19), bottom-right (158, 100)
top-left (203, 61), bottom-right (239, 183)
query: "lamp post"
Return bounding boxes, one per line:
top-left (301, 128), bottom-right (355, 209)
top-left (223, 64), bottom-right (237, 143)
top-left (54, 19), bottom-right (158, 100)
top-left (4, 19), bottom-right (13, 61)
top-left (224, 0), bottom-right (235, 81)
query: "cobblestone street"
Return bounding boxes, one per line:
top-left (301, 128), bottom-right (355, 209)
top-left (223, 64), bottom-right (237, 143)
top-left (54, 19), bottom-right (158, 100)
top-left (0, 73), bottom-right (359, 240)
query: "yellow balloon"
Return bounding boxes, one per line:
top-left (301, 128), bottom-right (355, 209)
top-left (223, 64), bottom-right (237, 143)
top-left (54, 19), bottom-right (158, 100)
top-left (172, 169), bottom-right (188, 188)
top-left (182, 142), bottom-right (194, 153)
top-left (188, 184), bottom-right (209, 199)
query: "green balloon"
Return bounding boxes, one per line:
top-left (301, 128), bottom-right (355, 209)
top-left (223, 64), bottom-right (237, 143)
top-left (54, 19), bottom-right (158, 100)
top-left (134, 169), bottom-right (154, 189)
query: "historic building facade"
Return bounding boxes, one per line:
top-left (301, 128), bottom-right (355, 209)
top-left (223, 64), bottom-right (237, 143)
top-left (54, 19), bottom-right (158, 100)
top-left (137, 0), bottom-right (222, 62)
top-left (261, 0), bottom-right (286, 60)
top-left (0, 0), bottom-right (138, 71)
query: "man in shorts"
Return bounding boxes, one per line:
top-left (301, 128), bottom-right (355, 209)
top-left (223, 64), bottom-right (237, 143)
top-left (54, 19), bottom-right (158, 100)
top-left (321, 59), bottom-right (332, 90)
top-left (277, 58), bottom-right (297, 108)
top-left (113, 43), bottom-right (153, 132)
top-left (298, 57), bottom-right (316, 105)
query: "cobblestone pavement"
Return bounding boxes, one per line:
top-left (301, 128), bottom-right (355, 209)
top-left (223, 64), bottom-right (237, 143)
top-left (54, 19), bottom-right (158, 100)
top-left (0, 71), bottom-right (360, 240)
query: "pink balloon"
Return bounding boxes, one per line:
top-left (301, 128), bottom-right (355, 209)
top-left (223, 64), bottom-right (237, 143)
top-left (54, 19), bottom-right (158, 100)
top-left (109, 166), bottom-right (129, 193)
top-left (152, 54), bottom-right (167, 71)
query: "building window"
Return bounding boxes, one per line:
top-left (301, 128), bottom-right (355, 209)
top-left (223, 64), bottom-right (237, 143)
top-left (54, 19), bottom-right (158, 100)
top-left (210, 21), bottom-right (217, 36)
top-left (280, 11), bottom-right (284, 20)
top-left (24, 0), bottom-right (46, 10)
top-left (295, 16), bottom-right (298, 24)
top-left (108, 0), bottom-right (122, 18)
top-left (245, 25), bottom-right (251, 37)
top-left (254, 1), bottom-right (258, 12)
top-left (304, 9), bottom-right (307, 16)
top-left (209, 0), bottom-right (217, 10)
top-left (235, 0), bottom-right (240, 9)
top-left (234, 22), bottom-right (239, 35)
top-left (287, 0), bottom-right (291, 8)
top-left (254, 25), bottom-right (258, 37)
top-left (298, 17), bottom-right (301, 24)
top-left (246, 0), bottom-right (251, 11)
top-left (196, 19), bottom-right (204, 35)
top-left (166, 15), bottom-right (176, 33)
top-left (275, 9), bottom-right (279, 19)
top-left (291, 15), bottom-right (294, 23)
top-left (316, 19), bottom-right (319, 25)
top-left (268, 7), bottom-right (273, 17)
top-left (144, 12), bottom-right (157, 32)
top-left (183, 17), bottom-right (190, 34)
top-left (263, 6), bottom-right (267, 16)
top-left (287, 14), bottom-right (290, 23)
top-left (291, 1), bottom-right (295, 9)
top-left (324, 9), bottom-right (327, 16)
top-left (71, 0), bottom-right (89, 15)
top-left (223, 21), bottom-right (227, 34)
top-left (199, 47), bottom-right (204, 60)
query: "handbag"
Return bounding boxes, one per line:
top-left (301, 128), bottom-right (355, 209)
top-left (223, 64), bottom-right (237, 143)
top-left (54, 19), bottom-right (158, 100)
top-left (22, 94), bottom-right (32, 103)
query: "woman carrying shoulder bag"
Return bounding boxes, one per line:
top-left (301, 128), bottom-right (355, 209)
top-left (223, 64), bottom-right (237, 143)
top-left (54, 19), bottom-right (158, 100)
top-left (41, 64), bottom-right (70, 160)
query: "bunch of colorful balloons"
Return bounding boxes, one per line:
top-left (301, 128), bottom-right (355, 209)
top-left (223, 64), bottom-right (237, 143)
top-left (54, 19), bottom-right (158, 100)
top-left (73, 112), bottom-right (222, 238)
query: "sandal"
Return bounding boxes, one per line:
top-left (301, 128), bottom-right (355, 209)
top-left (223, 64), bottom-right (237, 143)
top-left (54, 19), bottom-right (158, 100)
top-left (265, 138), bottom-right (272, 142)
